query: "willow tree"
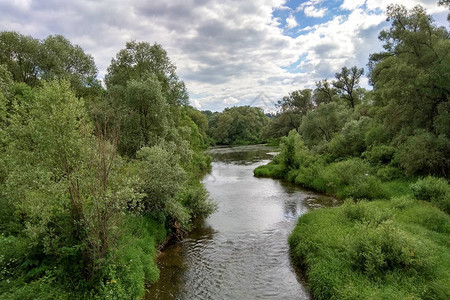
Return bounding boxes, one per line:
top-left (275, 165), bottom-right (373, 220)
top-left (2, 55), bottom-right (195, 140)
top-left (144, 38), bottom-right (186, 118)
top-left (369, 4), bottom-right (450, 176)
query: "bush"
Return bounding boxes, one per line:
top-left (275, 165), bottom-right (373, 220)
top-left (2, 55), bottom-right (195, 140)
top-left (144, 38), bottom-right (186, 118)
top-left (395, 132), bottom-right (449, 177)
top-left (347, 222), bottom-right (430, 280)
top-left (411, 176), bottom-right (450, 213)
top-left (376, 166), bottom-right (403, 182)
top-left (362, 145), bottom-right (396, 166)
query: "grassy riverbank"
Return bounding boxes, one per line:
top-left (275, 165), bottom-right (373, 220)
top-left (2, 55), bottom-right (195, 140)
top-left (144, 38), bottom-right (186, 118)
top-left (289, 199), bottom-right (450, 299)
top-left (254, 131), bottom-right (450, 299)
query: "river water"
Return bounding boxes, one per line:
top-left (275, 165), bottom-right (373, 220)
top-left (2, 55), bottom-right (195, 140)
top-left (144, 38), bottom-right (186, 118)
top-left (145, 145), bottom-right (338, 299)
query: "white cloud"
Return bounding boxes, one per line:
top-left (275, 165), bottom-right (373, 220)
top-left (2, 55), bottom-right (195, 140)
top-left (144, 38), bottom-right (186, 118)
top-left (286, 14), bottom-right (298, 29)
top-left (297, 0), bottom-right (327, 18)
top-left (304, 6), bottom-right (327, 18)
top-left (341, 0), bottom-right (365, 11)
top-left (223, 96), bottom-right (240, 104)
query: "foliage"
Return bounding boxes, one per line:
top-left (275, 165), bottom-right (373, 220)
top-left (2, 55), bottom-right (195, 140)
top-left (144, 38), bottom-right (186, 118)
top-left (313, 79), bottom-right (338, 105)
top-left (299, 102), bottom-right (352, 150)
top-left (0, 31), bottom-right (99, 97)
top-left (411, 176), bottom-right (450, 213)
top-left (209, 106), bottom-right (269, 145)
top-left (0, 35), bottom-right (214, 299)
top-left (395, 131), bottom-right (449, 177)
top-left (369, 4), bottom-right (450, 135)
top-left (105, 40), bottom-right (187, 107)
top-left (332, 66), bottom-right (364, 108)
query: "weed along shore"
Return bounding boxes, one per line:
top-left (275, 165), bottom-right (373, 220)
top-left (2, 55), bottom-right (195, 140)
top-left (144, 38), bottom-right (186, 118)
top-left (145, 145), bottom-right (340, 299)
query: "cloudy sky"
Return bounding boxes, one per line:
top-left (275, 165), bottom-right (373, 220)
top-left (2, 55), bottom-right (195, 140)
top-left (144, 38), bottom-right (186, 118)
top-left (0, 0), bottom-right (448, 111)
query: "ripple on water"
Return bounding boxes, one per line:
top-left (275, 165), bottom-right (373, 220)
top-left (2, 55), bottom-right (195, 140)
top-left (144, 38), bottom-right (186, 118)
top-left (146, 145), bottom-right (337, 300)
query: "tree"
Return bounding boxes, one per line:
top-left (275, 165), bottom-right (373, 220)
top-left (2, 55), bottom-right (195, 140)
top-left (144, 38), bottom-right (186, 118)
top-left (40, 35), bottom-right (99, 97)
top-left (105, 41), bottom-right (187, 107)
top-left (314, 79), bottom-right (338, 105)
top-left (0, 31), bottom-right (40, 86)
top-left (0, 32), bottom-right (99, 97)
top-left (299, 102), bottom-right (352, 150)
top-left (369, 4), bottom-right (450, 135)
top-left (210, 106), bottom-right (269, 144)
top-left (278, 89), bottom-right (314, 115)
top-left (333, 66), bottom-right (364, 108)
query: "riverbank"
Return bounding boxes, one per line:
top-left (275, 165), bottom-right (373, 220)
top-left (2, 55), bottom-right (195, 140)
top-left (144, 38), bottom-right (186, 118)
top-left (254, 132), bottom-right (450, 299)
top-left (289, 198), bottom-right (450, 299)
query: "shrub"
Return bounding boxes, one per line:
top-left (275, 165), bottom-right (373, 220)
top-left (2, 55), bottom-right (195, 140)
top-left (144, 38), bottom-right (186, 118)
top-left (362, 145), bottom-right (396, 166)
top-left (253, 162), bottom-right (285, 178)
top-left (347, 222), bottom-right (430, 280)
top-left (376, 166), bottom-right (403, 181)
top-left (411, 176), bottom-right (450, 213)
top-left (395, 132), bottom-right (449, 177)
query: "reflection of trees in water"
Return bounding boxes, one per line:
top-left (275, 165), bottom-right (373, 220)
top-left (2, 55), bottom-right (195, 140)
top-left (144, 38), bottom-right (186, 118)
top-left (213, 150), bottom-right (272, 165)
top-left (208, 145), bottom-right (278, 165)
top-left (146, 219), bottom-right (216, 299)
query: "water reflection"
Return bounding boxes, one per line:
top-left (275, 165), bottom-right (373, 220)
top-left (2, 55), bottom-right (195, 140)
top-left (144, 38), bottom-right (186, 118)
top-left (207, 145), bottom-right (277, 165)
top-left (146, 145), bottom-right (338, 299)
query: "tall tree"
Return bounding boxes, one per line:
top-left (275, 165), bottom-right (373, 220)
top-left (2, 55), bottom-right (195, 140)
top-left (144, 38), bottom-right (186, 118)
top-left (40, 35), bottom-right (99, 97)
top-left (314, 79), bottom-right (337, 105)
top-left (0, 31), bottom-right (99, 97)
top-left (368, 4), bottom-right (450, 135)
top-left (0, 32), bottom-right (40, 86)
top-left (105, 41), bottom-right (187, 107)
top-left (333, 66), bottom-right (364, 108)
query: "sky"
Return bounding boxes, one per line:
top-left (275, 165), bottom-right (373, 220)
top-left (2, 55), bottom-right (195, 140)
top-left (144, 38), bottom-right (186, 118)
top-left (0, 0), bottom-right (448, 112)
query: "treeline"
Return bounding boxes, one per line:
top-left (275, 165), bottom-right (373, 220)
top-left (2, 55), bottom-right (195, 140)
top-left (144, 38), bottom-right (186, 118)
top-left (256, 5), bottom-right (450, 299)
top-left (0, 34), bottom-right (215, 298)
top-left (202, 106), bottom-right (269, 145)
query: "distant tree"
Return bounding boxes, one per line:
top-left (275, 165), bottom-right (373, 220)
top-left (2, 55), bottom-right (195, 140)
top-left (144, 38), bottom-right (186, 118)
top-left (186, 106), bottom-right (209, 139)
top-left (299, 102), bottom-right (352, 150)
top-left (333, 66), bottom-right (364, 108)
top-left (210, 106), bottom-right (269, 144)
top-left (262, 89), bottom-right (313, 139)
top-left (313, 79), bottom-right (338, 105)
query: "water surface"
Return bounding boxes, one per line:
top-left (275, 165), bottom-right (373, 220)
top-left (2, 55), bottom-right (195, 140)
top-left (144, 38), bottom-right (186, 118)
top-left (146, 145), bottom-right (338, 299)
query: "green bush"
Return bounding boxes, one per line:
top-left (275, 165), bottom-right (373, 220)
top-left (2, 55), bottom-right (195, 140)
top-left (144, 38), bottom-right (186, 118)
top-left (411, 176), bottom-right (450, 213)
top-left (376, 166), bottom-right (402, 181)
top-left (347, 222), bottom-right (430, 280)
top-left (362, 145), bottom-right (396, 166)
top-left (395, 132), bottom-right (449, 177)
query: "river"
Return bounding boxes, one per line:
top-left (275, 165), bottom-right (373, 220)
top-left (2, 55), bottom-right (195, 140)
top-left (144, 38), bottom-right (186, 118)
top-left (145, 145), bottom-right (339, 299)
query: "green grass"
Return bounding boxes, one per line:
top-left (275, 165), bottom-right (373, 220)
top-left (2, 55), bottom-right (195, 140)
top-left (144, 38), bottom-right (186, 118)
top-left (289, 198), bottom-right (450, 299)
top-left (253, 162), bottom-right (286, 178)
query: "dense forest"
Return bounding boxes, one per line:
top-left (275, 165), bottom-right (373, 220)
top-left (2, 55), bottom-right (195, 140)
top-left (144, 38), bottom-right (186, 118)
top-left (255, 5), bottom-right (450, 299)
top-left (0, 34), bottom-right (215, 298)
